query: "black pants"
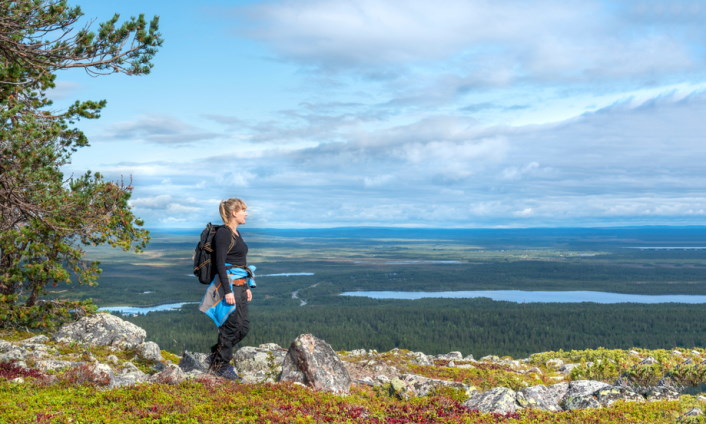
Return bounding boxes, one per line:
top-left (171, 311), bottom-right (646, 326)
top-left (210, 285), bottom-right (250, 370)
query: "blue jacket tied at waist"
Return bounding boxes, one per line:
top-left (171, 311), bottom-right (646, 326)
top-left (199, 264), bottom-right (256, 327)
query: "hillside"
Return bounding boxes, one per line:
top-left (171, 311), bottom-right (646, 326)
top-left (1, 313), bottom-right (705, 423)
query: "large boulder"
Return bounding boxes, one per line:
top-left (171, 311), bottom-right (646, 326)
top-left (233, 344), bottom-right (287, 383)
top-left (278, 334), bottom-right (351, 394)
top-left (53, 313), bottom-right (146, 349)
top-left (463, 387), bottom-right (520, 414)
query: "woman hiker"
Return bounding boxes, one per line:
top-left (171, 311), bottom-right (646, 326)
top-left (208, 197), bottom-right (254, 380)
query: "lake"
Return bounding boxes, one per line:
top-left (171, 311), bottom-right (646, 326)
top-left (340, 290), bottom-right (706, 304)
top-left (99, 302), bottom-right (197, 315)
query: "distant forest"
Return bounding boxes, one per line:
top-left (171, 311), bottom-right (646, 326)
top-left (52, 227), bottom-right (706, 357)
top-left (120, 298), bottom-right (706, 358)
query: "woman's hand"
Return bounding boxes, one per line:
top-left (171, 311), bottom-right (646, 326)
top-left (246, 289), bottom-right (252, 302)
top-left (225, 292), bottom-right (235, 305)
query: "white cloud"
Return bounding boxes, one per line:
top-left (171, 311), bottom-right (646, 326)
top-left (107, 115), bottom-right (220, 145)
top-left (238, 0), bottom-right (703, 83)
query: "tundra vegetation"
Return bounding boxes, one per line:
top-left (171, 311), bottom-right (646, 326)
top-left (1, 329), bottom-right (705, 423)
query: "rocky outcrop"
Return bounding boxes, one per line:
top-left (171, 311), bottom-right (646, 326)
top-left (463, 387), bottom-right (520, 414)
top-left (516, 385), bottom-right (562, 411)
top-left (53, 313), bottom-right (146, 349)
top-left (562, 380), bottom-right (612, 410)
top-left (386, 373), bottom-right (477, 399)
top-left (279, 333), bottom-right (351, 394)
top-left (1, 312), bottom-right (703, 417)
top-left (233, 343), bottom-right (287, 383)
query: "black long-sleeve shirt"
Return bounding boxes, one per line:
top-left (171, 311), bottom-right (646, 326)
top-left (214, 226), bottom-right (248, 294)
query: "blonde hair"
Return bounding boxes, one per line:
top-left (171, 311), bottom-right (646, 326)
top-left (219, 198), bottom-right (247, 224)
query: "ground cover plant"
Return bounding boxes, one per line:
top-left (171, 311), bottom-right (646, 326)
top-left (1, 369), bottom-right (704, 423)
top-left (1, 328), bottom-right (705, 423)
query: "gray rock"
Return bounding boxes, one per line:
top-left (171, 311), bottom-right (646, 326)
top-left (279, 334), bottom-right (351, 394)
top-left (178, 351), bottom-right (211, 373)
top-left (437, 351), bottom-right (463, 361)
top-left (233, 344), bottom-right (287, 383)
top-left (480, 355), bottom-right (501, 363)
top-left (595, 386), bottom-right (644, 407)
top-left (149, 364), bottom-right (186, 385)
top-left (463, 354), bottom-right (476, 361)
top-left (640, 356), bottom-right (658, 365)
top-left (409, 351), bottom-right (434, 366)
top-left (645, 385), bottom-right (680, 401)
top-left (19, 343), bottom-right (54, 358)
top-left (0, 346), bottom-right (28, 364)
top-left (546, 382), bottom-right (569, 406)
top-left (22, 335), bottom-right (49, 344)
top-left (0, 340), bottom-right (13, 353)
top-left (463, 387), bottom-right (520, 414)
top-left (136, 341), bottom-right (162, 362)
top-left (398, 373), bottom-right (476, 398)
top-left (387, 377), bottom-right (411, 399)
top-left (517, 385), bottom-right (562, 411)
top-left (683, 408), bottom-right (704, 417)
top-left (545, 358), bottom-right (564, 369)
top-left (111, 363), bottom-right (148, 388)
top-left (34, 360), bottom-right (82, 373)
top-left (562, 380), bottom-right (611, 410)
top-left (54, 313), bottom-right (146, 349)
top-left (558, 363), bottom-right (579, 375)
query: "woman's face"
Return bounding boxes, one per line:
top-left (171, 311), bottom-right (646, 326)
top-left (233, 208), bottom-right (248, 225)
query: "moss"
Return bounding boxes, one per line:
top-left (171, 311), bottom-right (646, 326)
top-left (161, 350), bottom-right (181, 364)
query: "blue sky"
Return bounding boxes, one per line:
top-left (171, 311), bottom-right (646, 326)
top-left (54, 0), bottom-right (706, 229)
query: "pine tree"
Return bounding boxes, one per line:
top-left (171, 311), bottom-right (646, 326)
top-left (0, 0), bottom-right (162, 328)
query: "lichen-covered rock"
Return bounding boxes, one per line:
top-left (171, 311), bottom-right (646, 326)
top-left (279, 334), bottom-right (351, 394)
top-left (517, 385), bottom-right (562, 411)
top-left (546, 382), bottom-right (569, 406)
top-left (111, 363), bottom-right (148, 388)
top-left (386, 373), bottom-right (476, 399)
top-left (233, 344), bottom-right (287, 383)
top-left (595, 386), bottom-right (644, 407)
top-left (22, 335), bottom-right (50, 345)
top-left (645, 385), bottom-right (680, 401)
top-left (0, 345), bottom-right (28, 364)
top-left (545, 358), bottom-right (564, 369)
top-left (0, 340), bottom-right (13, 353)
top-left (53, 313), bottom-right (146, 349)
top-left (409, 351), bottom-right (434, 366)
top-left (178, 351), bottom-right (211, 373)
top-left (562, 380), bottom-right (611, 410)
top-left (436, 351), bottom-right (463, 361)
top-left (136, 341), bottom-right (162, 362)
top-left (463, 387), bottom-right (520, 414)
top-left (34, 360), bottom-right (82, 373)
top-left (149, 364), bottom-right (186, 385)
